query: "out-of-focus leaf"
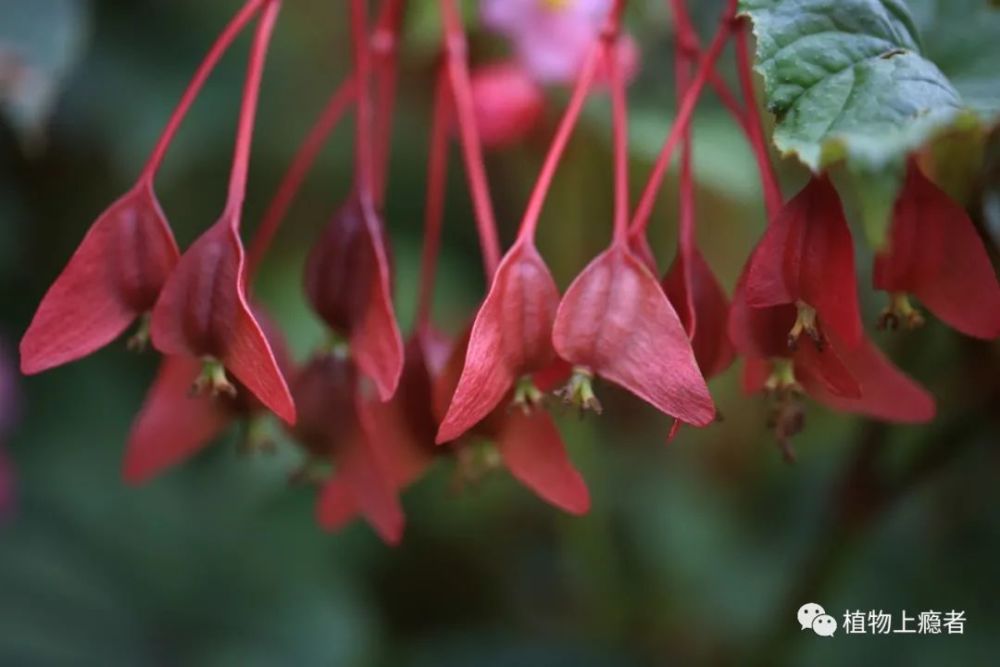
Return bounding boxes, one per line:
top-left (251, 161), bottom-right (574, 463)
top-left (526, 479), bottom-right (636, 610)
top-left (738, 0), bottom-right (987, 172)
top-left (0, 0), bottom-right (89, 151)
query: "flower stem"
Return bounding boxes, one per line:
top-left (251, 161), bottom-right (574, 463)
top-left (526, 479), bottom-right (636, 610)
top-left (439, 0), bottom-right (502, 280)
top-left (416, 70), bottom-right (451, 329)
top-left (371, 0), bottom-right (407, 207)
top-left (629, 0), bottom-right (737, 237)
top-left (516, 0), bottom-right (627, 245)
top-left (671, 0), bottom-right (696, 255)
top-left (225, 0), bottom-right (281, 226)
top-left (608, 7), bottom-right (630, 245)
top-left (350, 0), bottom-right (377, 203)
top-left (246, 77), bottom-right (355, 278)
top-left (140, 0), bottom-right (269, 183)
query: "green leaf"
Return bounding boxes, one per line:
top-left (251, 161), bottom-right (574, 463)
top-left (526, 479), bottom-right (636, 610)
top-left (738, 0), bottom-right (986, 172)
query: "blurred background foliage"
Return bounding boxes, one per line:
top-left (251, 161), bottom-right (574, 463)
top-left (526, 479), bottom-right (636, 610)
top-left (1, 0), bottom-right (998, 665)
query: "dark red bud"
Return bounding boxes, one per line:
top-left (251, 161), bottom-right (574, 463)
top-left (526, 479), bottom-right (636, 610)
top-left (304, 196), bottom-right (403, 400)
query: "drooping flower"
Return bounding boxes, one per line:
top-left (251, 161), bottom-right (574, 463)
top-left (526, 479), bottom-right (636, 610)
top-left (470, 61), bottom-right (545, 148)
top-left (874, 159), bottom-right (1000, 339)
top-left (124, 309), bottom-right (291, 483)
top-left (291, 353), bottom-right (405, 544)
top-left (150, 220), bottom-right (296, 425)
top-left (434, 326), bottom-right (590, 515)
top-left (552, 243), bottom-right (716, 425)
top-left (480, 0), bottom-right (638, 84)
top-left (151, 1), bottom-right (295, 425)
top-left (744, 175), bottom-right (863, 350)
top-left (20, 183), bottom-right (178, 374)
top-left (304, 195), bottom-right (404, 401)
top-left (437, 240), bottom-right (561, 442)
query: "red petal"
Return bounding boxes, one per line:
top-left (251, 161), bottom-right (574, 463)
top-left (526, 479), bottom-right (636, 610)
top-left (151, 222), bottom-right (295, 424)
top-left (21, 183), bottom-right (178, 374)
top-left (317, 396), bottom-right (405, 544)
top-left (729, 271), bottom-right (797, 359)
top-left (496, 410), bottom-right (590, 515)
top-left (470, 61), bottom-right (544, 148)
top-left (663, 248), bottom-right (735, 379)
top-left (305, 197), bottom-right (403, 400)
top-left (123, 356), bottom-right (232, 484)
top-left (746, 176), bottom-right (862, 347)
top-left (552, 246), bottom-right (715, 425)
top-left (800, 336), bottom-right (935, 422)
top-left (627, 231), bottom-right (658, 274)
top-left (438, 241), bottom-right (559, 442)
top-left (742, 356), bottom-right (771, 394)
top-left (793, 339), bottom-right (861, 399)
top-left (875, 162), bottom-right (1000, 339)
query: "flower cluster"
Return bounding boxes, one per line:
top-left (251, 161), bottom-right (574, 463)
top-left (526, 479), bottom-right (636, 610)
top-left (19, 0), bottom-right (1000, 543)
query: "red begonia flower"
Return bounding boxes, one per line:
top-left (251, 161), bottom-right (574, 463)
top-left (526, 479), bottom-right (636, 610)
top-left (552, 243), bottom-right (716, 425)
top-left (292, 353), bottom-right (404, 544)
top-left (745, 175), bottom-right (863, 349)
top-left (874, 159), bottom-right (1000, 339)
top-left (124, 308), bottom-right (291, 483)
top-left (150, 219), bottom-right (296, 424)
top-left (433, 326), bottom-right (590, 515)
top-left (304, 195), bottom-right (404, 400)
top-left (20, 182), bottom-right (179, 374)
top-left (730, 271), bottom-right (860, 399)
top-left (437, 240), bottom-right (560, 442)
top-left (663, 247), bottom-right (735, 379)
top-left (469, 61), bottom-right (544, 148)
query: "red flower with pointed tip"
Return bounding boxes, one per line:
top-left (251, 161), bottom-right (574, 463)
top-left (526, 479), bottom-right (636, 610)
top-left (730, 272), bottom-right (860, 399)
top-left (150, 219), bottom-right (296, 424)
top-left (304, 195), bottom-right (404, 400)
top-left (291, 353), bottom-right (404, 544)
top-left (438, 240), bottom-right (560, 442)
top-left (745, 175), bottom-right (863, 349)
top-left (874, 159), bottom-right (1000, 339)
top-left (552, 243), bottom-right (716, 425)
top-left (124, 308), bottom-right (291, 483)
top-left (20, 182), bottom-right (179, 374)
top-left (433, 326), bottom-right (590, 515)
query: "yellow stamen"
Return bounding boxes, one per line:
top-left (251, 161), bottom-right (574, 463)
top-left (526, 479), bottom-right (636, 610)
top-left (877, 292), bottom-right (925, 331)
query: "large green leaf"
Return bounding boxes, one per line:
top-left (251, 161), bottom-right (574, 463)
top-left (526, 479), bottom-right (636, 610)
top-left (738, 0), bottom-right (985, 171)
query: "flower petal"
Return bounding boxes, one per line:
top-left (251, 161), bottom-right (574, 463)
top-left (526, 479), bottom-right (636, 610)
top-left (496, 410), bottom-right (590, 515)
top-left (553, 246), bottom-right (715, 425)
top-left (123, 356), bottom-right (232, 484)
top-left (746, 176), bottom-right (862, 347)
top-left (21, 184), bottom-right (178, 374)
top-left (151, 222), bottom-right (295, 424)
top-left (875, 162), bottom-right (1000, 339)
top-left (438, 241), bottom-right (559, 442)
top-left (800, 336), bottom-right (935, 422)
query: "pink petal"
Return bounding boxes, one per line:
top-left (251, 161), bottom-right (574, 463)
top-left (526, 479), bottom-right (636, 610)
top-left (496, 410), bottom-right (590, 515)
top-left (438, 241), bottom-right (559, 442)
top-left (123, 356), bottom-right (232, 484)
top-left (21, 183), bottom-right (178, 374)
top-left (553, 245), bottom-right (715, 425)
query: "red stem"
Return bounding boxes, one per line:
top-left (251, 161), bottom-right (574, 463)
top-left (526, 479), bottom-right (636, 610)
top-left (416, 71), bottom-right (451, 329)
top-left (674, 8), bottom-right (696, 255)
top-left (670, 0), bottom-right (749, 136)
top-left (735, 22), bottom-right (783, 219)
top-left (225, 0), bottom-right (281, 226)
top-left (516, 45), bottom-right (601, 244)
top-left (246, 78), bottom-right (355, 278)
top-left (629, 0), bottom-right (738, 236)
top-left (439, 0), bottom-right (502, 280)
top-left (608, 25), bottom-right (630, 244)
top-left (140, 0), bottom-right (268, 182)
top-left (351, 0), bottom-right (377, 202)
top-left (371, 0), bottom-right (406, 207)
